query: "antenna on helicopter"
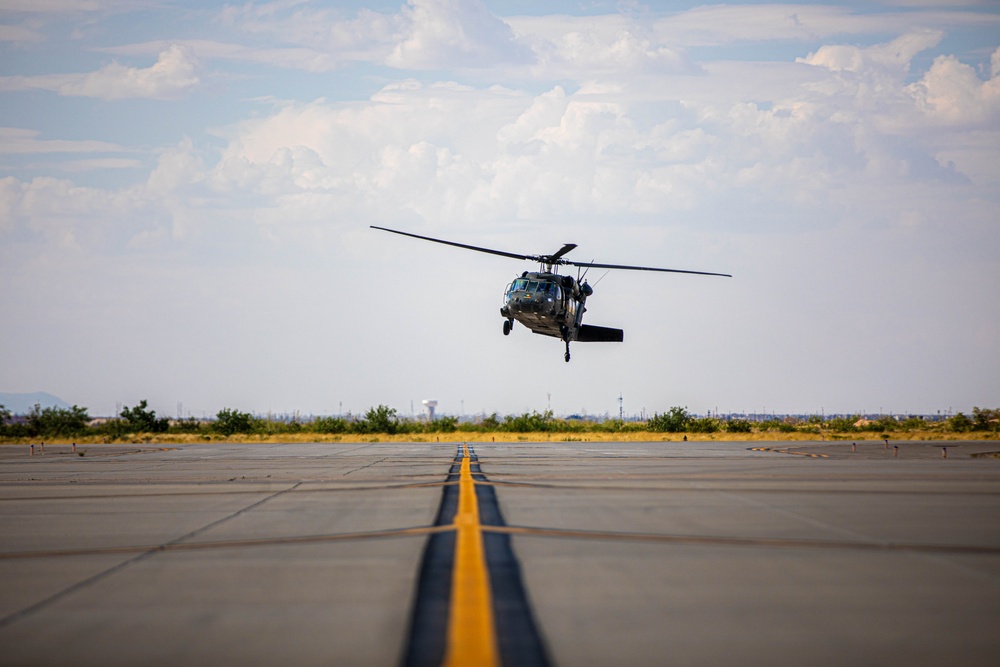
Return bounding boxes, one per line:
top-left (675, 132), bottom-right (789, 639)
top-left (592, 269), bottom-right (612, 287)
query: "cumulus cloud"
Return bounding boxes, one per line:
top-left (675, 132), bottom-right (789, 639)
top-left (216, 2), bottom-right (399, 70)
top-left (1, 24), bottom-right (995, 253)
top-left (795, 32), bottom-right (1000, 139)
top-left (196, 28), bottom-right (997, 232)
top-left (208, 0), bottom-right (697, 78)
top-left (0, 174), bottom-right (137, 246)
top-left (387, 0), bottom-right (530, 69)
top-left (908, 47), bottom-right (1000, 126)
top-left (532, 27), bottom-right (695, 77)
top-left (799, 29), bottom-right (943, 73)
top-left (0, 44), bottom-right (200, 99)
top-left (216, 0), bottom-right (531, 72)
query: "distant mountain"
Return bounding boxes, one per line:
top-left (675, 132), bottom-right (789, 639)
top-left (0, 392), bottom-right (72, 415)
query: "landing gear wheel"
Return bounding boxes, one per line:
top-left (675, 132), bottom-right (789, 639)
top-left (564, 340), bottom-right (571, 363)
top-left (564, 352), bottom-right (571, 362)
top-left (502, 320), bottom-right (512, 336)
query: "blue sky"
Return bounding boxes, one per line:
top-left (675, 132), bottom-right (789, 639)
top-left (1, 0), bottom-right (998, 419)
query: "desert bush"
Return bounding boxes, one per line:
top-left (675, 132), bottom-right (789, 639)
top-left (647, 406), bottom-right (689, 433)
top-left (724, 419), bottom-right (753, 433)
top-left (120, 400), bottom-right (169, 433)
top-left (24, 404), bottom-right (91, 437)
top-left (948, 412), bottom-right (973, 432)
top-left (758, 419), bottom-right (795, 432)
top-left (214, 408), bottom-right (258, 435)
top-left (825, 416), bottom-right (858, 432)
top-left (312, 416), bottom-right (349, 434)
top-left (431, 416), bottom-right (458, 433)
top-left (357, 405), bottom-right (399, 434)
top-left (972, 407), bottom-right (1000, 432)
top-left (502, 411), bottom-right (556, 432)
top-left (687, 417), bottom-right (720, 433)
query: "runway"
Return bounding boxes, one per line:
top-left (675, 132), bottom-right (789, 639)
top-left (1, 440), bottom-right (998, 666)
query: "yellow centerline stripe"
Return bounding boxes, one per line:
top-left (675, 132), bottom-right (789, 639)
top-left (442, 444), bottom-right (500, 667)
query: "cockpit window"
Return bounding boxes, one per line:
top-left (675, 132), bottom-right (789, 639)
top-left (510, 278), bottom-right (559, 296)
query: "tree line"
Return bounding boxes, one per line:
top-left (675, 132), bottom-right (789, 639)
top-left (1, 402), bottom-right (997, 440)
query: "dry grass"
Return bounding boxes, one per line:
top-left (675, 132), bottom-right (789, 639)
top-left (3, 429), bottom-right (995, 445)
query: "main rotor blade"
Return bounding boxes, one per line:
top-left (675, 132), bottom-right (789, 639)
top-left (371, 225), bottom-right (732, 277)
top-left (370, 226), bottom-right (531, 262)
top-left (546, 243), bottom-right (577, 262)
top-left (567, 260), bottom-right (732, 278)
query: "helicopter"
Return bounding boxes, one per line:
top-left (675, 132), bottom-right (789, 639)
top-left (371, 225), bottom-right (731, 362)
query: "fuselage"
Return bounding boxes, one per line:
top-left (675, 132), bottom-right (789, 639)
top-left (501, 271), bottom-right (588, 339)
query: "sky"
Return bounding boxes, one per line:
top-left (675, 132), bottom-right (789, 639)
top-left (1, 0), bottom-right (998, 420)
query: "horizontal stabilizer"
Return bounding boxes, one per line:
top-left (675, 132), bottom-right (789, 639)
top-left (577, 324), bottom-right (624, 342)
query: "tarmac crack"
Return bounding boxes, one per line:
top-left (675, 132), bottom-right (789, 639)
top-left (0, 482), bottom-right (302, 630)
top-left (481, 524), bottom-right (1000, 555)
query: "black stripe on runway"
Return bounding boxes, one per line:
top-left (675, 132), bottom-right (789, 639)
top-left (401, 445), bottom-right (551, 667)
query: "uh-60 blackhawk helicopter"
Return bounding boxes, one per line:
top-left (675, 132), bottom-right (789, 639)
top-left (372, 225), bottom-right (731, 362)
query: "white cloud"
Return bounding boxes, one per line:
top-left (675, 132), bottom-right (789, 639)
top-left (0, 44), bottom-right (200, 99)
top-left (0, 175), bottom-right (130, 245)
top-left (794, 31), bottom-right (992, 135)
top-left (214, 0), bottom-right (530, 72)
top-left (507, 5), bottom-right (980, 50)
top-left (387, 0), bottom-right (530, 69)
top-left (799, 29), bottom-right (943, 73)
top-left (3, 25), bottom-right (993, 252)
top-left (217, 2), bottom-right (399, 66)
top-left (192, 1), bottom-right (709, 78)
top-left (908, 48), bottom-right (1000, 126)
top-left (56, 157), bottom-right (141, 171)
top-left (103, 39), bottom-right (344, 72)
top-left (531, 26), bottom-right (695, 77)
top-left (0, 127), bottom-right (126, 154)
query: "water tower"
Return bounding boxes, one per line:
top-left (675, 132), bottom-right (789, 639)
top-left (422, 400), bottom-right (438, 421)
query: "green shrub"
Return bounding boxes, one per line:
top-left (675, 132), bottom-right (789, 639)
top-left (357, 405), bottom-right (399, 434)
top-left (25, 404), bottom-right (91, 438)
top-left (972, 407), bottom-right (1000, 432)
top-left (312, 416), bottom-right (349, 434)
top-left (724, 419), bottom-right (753, 433)
top-left (214, 408), bottom-right (258, 435)
top-left (687, 417), bottom-right (720, 433)
top-left (647, 406), bottom-right (689, 433)
top-left (948, 412), bottom-right (972, 432)
top-left (502, 411), bottom-right (556, 432)
top-left (120, 400), bottom-right (169, 433)
top-left (431, 416), bottom-right (458, 433)
top-left (826, 416), bottom-right (858, 432)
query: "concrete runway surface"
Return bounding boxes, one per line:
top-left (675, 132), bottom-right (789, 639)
top-left (1, 440), bottom-right (998, 666)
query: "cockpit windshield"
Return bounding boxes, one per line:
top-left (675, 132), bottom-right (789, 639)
top-left (509, 278), bottom-right (559, 297)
